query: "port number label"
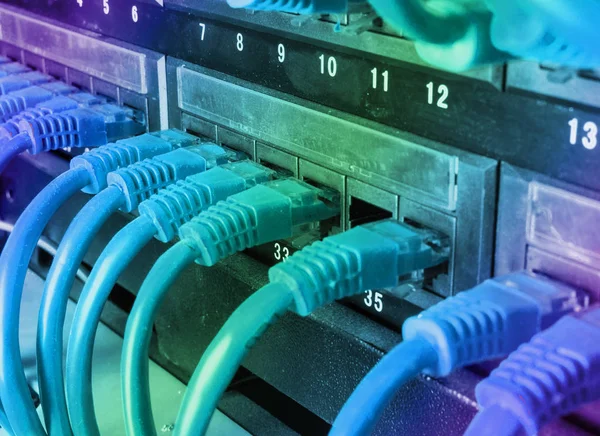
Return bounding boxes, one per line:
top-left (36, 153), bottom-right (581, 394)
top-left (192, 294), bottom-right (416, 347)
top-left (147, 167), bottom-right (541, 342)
top-left (569, 118), bottom-right (598, 150)
top-left (76, 0), bottom-right (83, 7)
top-left (319, 55), bottom-right (337, 77)
top-left (371, 68), bottom-right (389, 92)
top-left (427, 82), bottom-right (449, 109)
top-left (364, 290), bottom-right (384, 313)
top-left (131, 6), bottom-right (138, 23)
top-left (199, 23), bottom-right (206, 41)
top-left (277, 44), bottom-right (286, 63)
top-left (274, 242), bottom-right (290, 262)
top-left (236, 33), bottom-right (244, 52)
top-left (103, 0), bottom-right (109, 14)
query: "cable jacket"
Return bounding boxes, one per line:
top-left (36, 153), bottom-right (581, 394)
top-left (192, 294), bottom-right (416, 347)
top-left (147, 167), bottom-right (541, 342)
top-left (66, 218), bottom-right (156, 436)
top-left (368, 0), bottom-right (470, 45)
top-left (0, 166), bottom-right (90, 436)
top-left (174, 283), bottom-right (293, 436)
top-left (36, 185), bottom-right (125, 436)
top-left (330, 339), bottom-right (437, 436)
top-left (0, 133), bottom-right (30, 174)
top-left (122, 242), bottom-right (198, 436)
top-left (464, 404), bottom-right (526, 436)
top-left (0, 399), bottom-right (13, 435)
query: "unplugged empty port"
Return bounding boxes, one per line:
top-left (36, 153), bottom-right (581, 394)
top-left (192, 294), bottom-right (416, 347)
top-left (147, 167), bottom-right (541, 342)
top-left (349, 197), bottom-right (393, 228)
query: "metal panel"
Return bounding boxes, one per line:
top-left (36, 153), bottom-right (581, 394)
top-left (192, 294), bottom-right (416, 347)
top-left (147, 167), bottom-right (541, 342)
top-left (176, 64), bottom-right (460, 212)
top-left (0, 4), bottom-right (151, 93)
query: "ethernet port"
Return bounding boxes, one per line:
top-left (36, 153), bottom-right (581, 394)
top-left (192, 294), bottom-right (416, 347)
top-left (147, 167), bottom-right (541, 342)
top-left (349, 197), bottom-right (393, 228)
top-left (301, 177), bottom-right (342, 238)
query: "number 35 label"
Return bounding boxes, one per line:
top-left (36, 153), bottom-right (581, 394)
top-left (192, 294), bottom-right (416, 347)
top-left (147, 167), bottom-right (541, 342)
top-left (364, 290), bottom-right (384, 313)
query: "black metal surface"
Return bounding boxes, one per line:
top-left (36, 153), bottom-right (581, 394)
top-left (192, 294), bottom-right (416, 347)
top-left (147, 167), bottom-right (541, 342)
top-left (2, 0), bottom-right (600, 193)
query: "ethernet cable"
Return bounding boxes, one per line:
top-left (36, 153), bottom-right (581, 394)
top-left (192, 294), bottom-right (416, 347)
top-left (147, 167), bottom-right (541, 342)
top-left (40, 161), bottom-right (271, 436)
top-left (0, 220), bottom-right (88, 283)
top-left (101, 178), bottom-right (333, 436)
top-left (0, 71), bottom-right (53, 95)
top-left (0, 81), bottom-right (77, 123)
top-left (0, 102), bottom-right (140, 175)
top-left (160, 218), bottom-right (446, 435)
top-left (330, 272), bottom-right (588, 436)
top-left (465, 306), bottom-right (600, 436)
top-left (0, 92), bottom-right (105, 139)
top-left (38, 143), bottom-right (232, 436)
top-left (227, 0), bottom-right (350, 14)
top-left (0, 129), bottom-right (195, 436)
top-left (70, 178), bottom-right (338, 436)
top-left (0, 62), bottom-right (30, 78)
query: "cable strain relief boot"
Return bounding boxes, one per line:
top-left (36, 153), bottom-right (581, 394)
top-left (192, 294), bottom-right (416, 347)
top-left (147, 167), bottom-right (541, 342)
top-left (0, 62), bottom-right (30, 77)
top-left (70, 130), bottom-right (201, 194)
top-left (227, 0), bottom-right (349, 14)
top-left (474, 307), bottom-right (600, 435)
top-left (179, 183), bottom-right (294, 266)
top-left (18, 107), bottom-right (107, 154)
top-left (137, 161), bottom-right (273, 242)
top-left (0, 94), bottom-right (81, 139)
top-left (402, 272), bottom-right (587, 377)
top-left (0, 86), bottom-right (52, 123)
top-left (106, 147), bottom-right (214, 212)
top-left (0, 71), bottom-right (53, 95)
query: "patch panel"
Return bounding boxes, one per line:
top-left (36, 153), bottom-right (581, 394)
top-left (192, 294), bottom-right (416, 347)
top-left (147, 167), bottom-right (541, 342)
top-left (0, 1), bottom-right (599, 435)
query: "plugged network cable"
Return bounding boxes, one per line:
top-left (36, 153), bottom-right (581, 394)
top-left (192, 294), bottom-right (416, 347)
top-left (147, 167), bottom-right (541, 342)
top-left (68, 177), bottom-right (339, 436)
top-left (330, 272), bottom-right (589, 436)
top-left (38, 141), bottom-right (232, 436)
top-left (0, 71), bottom-right (53, 95)
top-left (0, 92), bottom-right (105, 139)
top-left (0, 81), bottom-right (77, 123)
top-left (228, 1), bottom-right (600, 70)
top-left (0, 101), bottom-right (136, 174)
top-left (40, 160), bottom-right (275, 436)
top-left (154, 218), bottom-right (446, 435)
top-left (0, 61), bottom-right (30, 78)
top-left (465, 306), bottom-right (600, 436)
top-left (0, 129), bottom-right (197, 436)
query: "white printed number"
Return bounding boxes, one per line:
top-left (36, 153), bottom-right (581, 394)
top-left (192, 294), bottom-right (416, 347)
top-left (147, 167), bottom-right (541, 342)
top-left (103, 0), bottom-right (109, 15)
top-left (364, 290), bottom-right (383, 313)
top-left (77, 0), bottom-right (83, 7)
top-left (199, 23), bottom-right (206, 41)
top-left (131, 6), bottom-right (138, 23)
top-left (427, 82), bottom-right (449, 109)
top-left (371, 68), bottom-right (389, 92)
top-left (236, 33), bottom-right (244, 52)
top-left (277, 44), bottom-right (285, 63)
top-left (569, 118), bottom-right (598, 150)
top-left (319, 54), bottom-right (337, 77)
top-left (274, 243), bottom-right (290, 262)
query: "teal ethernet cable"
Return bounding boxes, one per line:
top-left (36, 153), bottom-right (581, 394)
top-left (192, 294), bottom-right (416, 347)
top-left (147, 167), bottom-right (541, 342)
top-left (172, 218), bottom-right (448, 435)
top-left (330, 272), bottom-right (588, 436)
top-left (39, 142), bottom-right (229, 436)
top-left (0, 129), bottom-right (195, 436)
top-left (38, 161), bottom-right (271, 436)
top-left (71, 178), bottom-right (337, 436)
top-left (118, 178), bottom-right (339, 436)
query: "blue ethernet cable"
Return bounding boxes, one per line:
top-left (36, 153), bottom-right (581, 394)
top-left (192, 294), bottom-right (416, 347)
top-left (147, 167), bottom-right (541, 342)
top-left (0, 129), bottom-right (195, 436)
top-left (68, 177), bottom-right (337, 436)
top-left (0, 71), bottom-right (53, 95)
top-left (41, 142), bottom-right (229, 436)
top-left (0, 81), bottom-right (77, 123)
top-left (0, 62), bottom-right (30, 78)
top-left (172, 218), bottom-right (448, 435)
top-left (465, 306), bottom-right (600, 436)
top-left (330, 272), bottom-right (588, 436)
top-left (0, 92), bottom-right (104, 139)
top-left (0, 101), bottom-right (137, 175)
